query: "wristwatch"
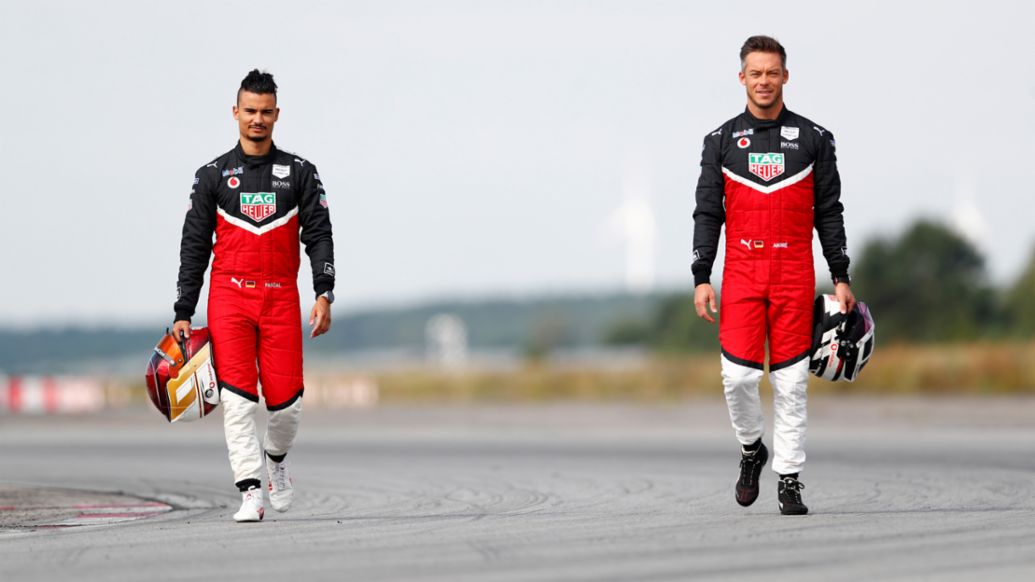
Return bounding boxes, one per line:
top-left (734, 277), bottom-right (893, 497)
top-left (318, 290), bottom-right (335, 304)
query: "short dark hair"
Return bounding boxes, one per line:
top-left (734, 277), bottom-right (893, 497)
top-left (739, 36), bottom-right (786, 69)
top-left (238, 69), bottom-right (277, 102)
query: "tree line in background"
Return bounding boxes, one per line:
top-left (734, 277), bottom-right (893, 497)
top-left (2, 218), bottom-right (1033, 375)
top-left (0, 294), bottom-right (658, 375)
top-left (605, 219), bottom-right (1035, 351)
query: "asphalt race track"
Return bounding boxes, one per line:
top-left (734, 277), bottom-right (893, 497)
top-left (1, 398), bottom-right (1034, 581)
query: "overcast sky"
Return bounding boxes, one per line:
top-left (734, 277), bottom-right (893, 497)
top-left (1, 0), bottom-right (1033, 326)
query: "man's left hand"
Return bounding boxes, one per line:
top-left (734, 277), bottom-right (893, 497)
top-left (309, 297), bottom-right (332, 339)
top-left (835, 282), bottom-right (856, 314)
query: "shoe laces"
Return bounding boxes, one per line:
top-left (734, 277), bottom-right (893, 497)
top-left (780, 477), bottom-right (804, 502)
top-left (269, 461), bottom-right (290, 490)
top-left (738, 450), bottom-right (762, 485)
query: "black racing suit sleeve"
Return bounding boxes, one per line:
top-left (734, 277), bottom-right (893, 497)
top-left (299, 164), bottom-right (335, 299)
top-left (813, 131), bottom-right (851, 283)
top-left (692, 132), bottom-right (725, 287)
top-left (174, 168), bottom-right (216, 322)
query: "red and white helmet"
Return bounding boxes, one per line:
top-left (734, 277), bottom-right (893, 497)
top-left (145, 328), bottom-right (220, 422)
top-left (809, 295), bottom-right (876, 382)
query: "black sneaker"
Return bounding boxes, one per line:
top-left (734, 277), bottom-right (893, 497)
top-left (735, 441), bottom-right (768, 507)
top-left (778, 475), bottom-right (808, 515)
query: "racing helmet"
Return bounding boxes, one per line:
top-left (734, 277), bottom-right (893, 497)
top-left (809, 295), bottom-right (876, 382)
top-left (145, 328), bottom-right (220, 422)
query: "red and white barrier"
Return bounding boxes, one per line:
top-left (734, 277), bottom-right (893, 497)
top-left (0, 375), bottom-right (378, 414)
top-left (0, 376), bottom-right (106, 415)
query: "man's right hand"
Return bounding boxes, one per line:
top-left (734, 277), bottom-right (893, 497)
top-left (694, 284), bottom-right (719, 324)
top-left (172, 320), bottom-right (192, 339)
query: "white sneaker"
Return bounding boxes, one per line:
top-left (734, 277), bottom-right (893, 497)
top-left (266, 457), bottom-right (294, 512)
top-left (233, 488), bottom-right (264, 522)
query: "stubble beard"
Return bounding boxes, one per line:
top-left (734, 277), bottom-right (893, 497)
top-left (245, 131), bottom-right (270, 144)
top-left (750, 86), bottom-right (781, 113)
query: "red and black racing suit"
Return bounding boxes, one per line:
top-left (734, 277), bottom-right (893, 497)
top-left (174, 142), bottom-right (334, 410)
top-left (692, 106), bottom-right (850, 371)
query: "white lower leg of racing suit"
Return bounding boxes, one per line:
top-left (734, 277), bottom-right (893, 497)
top-left (721, 355), bottom-right (808, 475)
top-left (769, 359), bottom-right (808, 475)
top-left (721, 354), bottom-right (765, 447)
top-left (222, 391), bottom-right (303, 485)
top-left (263, 398), bottom-right (303, 458)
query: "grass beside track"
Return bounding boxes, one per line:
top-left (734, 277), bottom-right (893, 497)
top-left (370, 341), bottom-right (1035, 401)
top-left (110, 341), bottom-right (1035, 405)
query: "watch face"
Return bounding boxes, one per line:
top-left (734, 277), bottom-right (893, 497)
top-left (323, 291), bottom-right (335, 304)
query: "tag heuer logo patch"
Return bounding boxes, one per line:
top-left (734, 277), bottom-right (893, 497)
top-left (780, 126), bottom-right (799, 140)
top-left (748, 152), bottom-right (785, 182)
top-left (272, 164), bottom-right (291, 179)
top-left (240, 192), bottom-right (276, 222)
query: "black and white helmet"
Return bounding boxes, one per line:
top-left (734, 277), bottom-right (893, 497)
top-left (809, 294), bottom-right (876, 382)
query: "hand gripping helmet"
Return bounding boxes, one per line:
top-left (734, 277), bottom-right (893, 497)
top-left (809, 295), bottom-right (876, 382)
top-left (145, 328), bottom-right (220, 422)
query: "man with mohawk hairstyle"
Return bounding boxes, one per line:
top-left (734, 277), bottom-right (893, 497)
top-left (173, 69), bottom-right (336, 522)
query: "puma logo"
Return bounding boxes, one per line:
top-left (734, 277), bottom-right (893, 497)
top-left (741, 239), bottom-right (752, 250)
top-left (813, 126), bottom-right (826, 136)
top-left (231, 277), bottom-right (243, 288)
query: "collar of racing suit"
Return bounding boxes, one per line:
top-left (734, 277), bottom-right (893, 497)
top-left (233, 141), bottom-right (279, 166)
top-left (742, 105), bottom-right (790, 130)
